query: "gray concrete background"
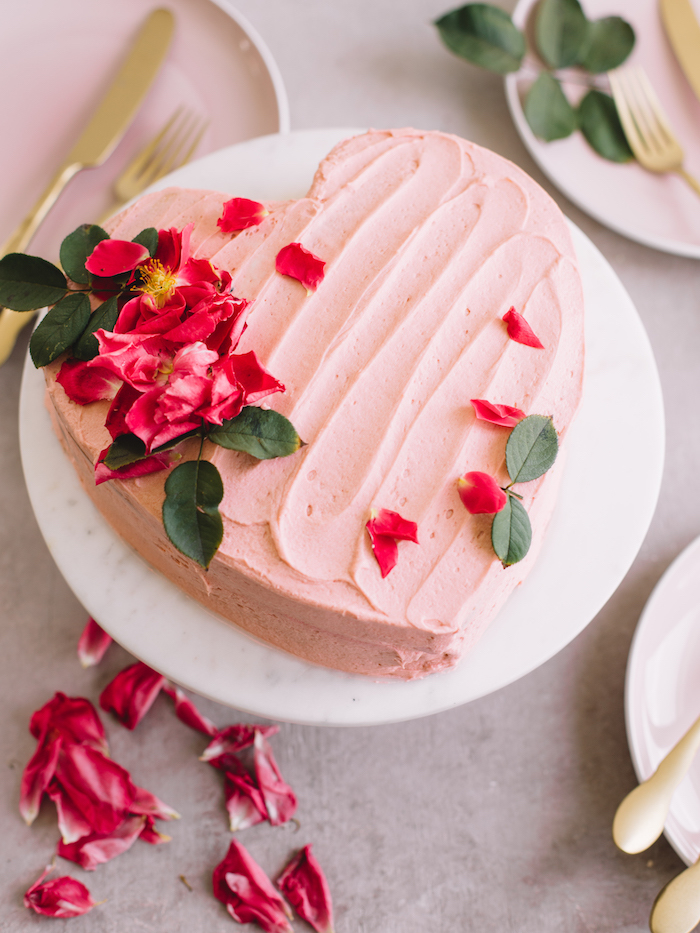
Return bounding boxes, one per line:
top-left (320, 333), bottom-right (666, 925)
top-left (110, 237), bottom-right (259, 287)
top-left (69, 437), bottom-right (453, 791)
top-left (2, 0), bottom-right (700, 929)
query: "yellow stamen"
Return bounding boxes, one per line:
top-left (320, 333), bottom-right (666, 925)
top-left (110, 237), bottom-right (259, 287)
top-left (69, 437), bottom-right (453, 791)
top-left (138, 259), bottom-right (178, 309)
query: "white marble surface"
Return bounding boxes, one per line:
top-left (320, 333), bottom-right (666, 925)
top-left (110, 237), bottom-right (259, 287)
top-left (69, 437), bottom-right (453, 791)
top-left (2, 0), bottom-right (700, 930)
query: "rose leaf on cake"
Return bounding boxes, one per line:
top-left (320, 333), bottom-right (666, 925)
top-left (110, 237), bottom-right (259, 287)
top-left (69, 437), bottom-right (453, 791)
top-left (77, 618), bottom-right (113, 668)
top-left (30, 293), bottom-right (92, 368)
top-left (366, 508), bottom-right (419, 578)
top-left (502, 307), bottom-right (544, 349)
top-left (277, 845), bottom-right (335, 933)
top-left (24, 863), bottom-right (100, 918)
top-left (72, 295), bottom-right (120, 361)
top-left (471, 398), bottom-right (526, 428)
top-left (162, 455), bottom-right (225, 570)
top-left (218, 197), bottom-right (269, 232)
top-left (491, 495), bottom-right (533, 566)
top-left (213, 839), bottom-right (293, 933)
top-left (457, 472), bottom-right (508, 515)
top-left (99, 662), bottom-right (167, 730)
top-left (504, 414), bottom-right (558, 485)
top-left (208, 406), bottom-right (303, 459)
top-left (0, 252), bottom-right (69, 311)
top-left (59, 224), bottom-right (111, 284)
top-left (276, 242), bottom-right (326, 293)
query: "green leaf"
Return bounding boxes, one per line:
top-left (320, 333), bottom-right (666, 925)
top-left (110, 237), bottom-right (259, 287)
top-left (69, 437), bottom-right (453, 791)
top-left (535, 0), bottom-right (588, 68)
top-left (102, 433), bottom-right (148, 470)
top-left (505, 414), bottom-right (559, 484)
top-left (491, 495), bottom-right (532, 566)
top-left (163, 459), bottom-right (224, 568)
top-left (0, 253), bottom-right (67, 311)
top-left (577, 17), bottom-right (635, 73)
top-left (72, 295), bottom-right (120, 361)
top-left (132, 227), bottom-right (159, 257)
top-left (523, 72), bottom-right (577, 141)
top-left (59, 225), bottom-right (110, 285)
top-left (29, 292), bottom-right (91, 368)
top-left (208, 406), bottom-right (303, 460)
top-left (578, 88), bottom-right (634, 163)
top-left (435, 3), bottom-right (526, 74)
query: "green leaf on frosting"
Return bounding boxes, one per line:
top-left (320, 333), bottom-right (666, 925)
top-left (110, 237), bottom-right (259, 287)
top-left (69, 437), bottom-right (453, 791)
top-left (163, 459), bottom-right (224, 569)
top-left (73, 295), bottom-right (120, 361)
top-left (132, 227), bottom-right (159, 257)
top-left (435, 3), bottom-right (526, 74)
top-left (29, 292), bottom-right (91, 368)
top-left (0, 253), bottom-right (68, 311)
top-left (491, 494), bottom-right (532, 566)
top-left (524, 72), bottom-right (577, 141)
top-left (60, 225), bottom-right (110, 285)
top-left (535, 0), bottom-right (588, 69)
top-left (208, 406), bottom-right (303, 460)
top-left (505, 414), bottom-right (559, 485)
top-left (577, 16), bottom-right (635, 73)
top-left (578, 89), bottom-right (633, 163)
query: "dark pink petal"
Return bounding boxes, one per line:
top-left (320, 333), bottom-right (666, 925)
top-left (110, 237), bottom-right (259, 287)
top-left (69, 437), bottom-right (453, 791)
top-left (104, 383), bottom-right (141, 440)
top-left (163, 683), bottom-right (217, 737)
top-left (222, 756), bottom-right (268, 832)
top-left (366, 508), bottom-right (418, 578)
top-left (94, 447), bottom-right (174, 486)
top-left (200, 724), bottom-right (279, 762)
top-left (231, 351), bottom-right (285, 404)
top-left (471, 398), bottom-right (526, 428)
top-left (139, 814), bottom-right (172, 845)
top-left (155, 224), bottom-right (192, 273)
top-left (277, 845), bottom-right (334, 933)
top-left (130, 784), bottom-right (180, 821)
top-left (366, 533), bottom-right (398, 579)
top-left (276, 242), bottom-right (326, 292)
top-left (57, 815), bottom-right (146, 871)
top-left (77, 618), bottom-right (113, 668)
top-left (20, 733), bottom-right (62, 826)
top-left (56, 358), bottom-right (120, 405)
top-left (218, 197), bottom-right (269, 232)
top-left (502, 307), bottom-right (544, 349)
top-left (47, 780), bottom-right (94, 844)
top-left (213, 839), bottom-right (292, 933)
top-left (85, 239), bottom-right (150, 277)
top-left (24, 864), bottom-right (98, 917)
top-left (29, 694), bottom-right (108, 754)
top-left (253, 730), bottom-right (297, 826)
top-left (457, 472), bottom-right (507, 515)
top-left (99, 662), bottom-right (166, 729)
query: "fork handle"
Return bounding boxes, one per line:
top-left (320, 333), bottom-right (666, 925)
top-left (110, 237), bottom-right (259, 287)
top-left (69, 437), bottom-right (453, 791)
top-left (676, 168), bottom-right (700, 200)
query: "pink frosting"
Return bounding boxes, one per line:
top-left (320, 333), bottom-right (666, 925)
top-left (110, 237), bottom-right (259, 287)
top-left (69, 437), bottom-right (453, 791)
top-left (45, 129), bottom-right (584, 679)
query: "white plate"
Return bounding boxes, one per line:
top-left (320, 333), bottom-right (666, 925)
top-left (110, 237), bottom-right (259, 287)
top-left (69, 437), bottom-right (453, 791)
top-left (19, 128), bottom-right (665, 727)
top-left (626, 535), bottom-right (700, 866)
top-left (506, 0), bottom-right (700, 257)
top-left (0, 0), bottom-right (288, 263)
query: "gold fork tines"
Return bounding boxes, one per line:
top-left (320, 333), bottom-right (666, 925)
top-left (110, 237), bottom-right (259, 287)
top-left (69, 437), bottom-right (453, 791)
top-left (608, 65), bottom-right (700, 198)
top-left (101, 108), bottom-right (208, 222)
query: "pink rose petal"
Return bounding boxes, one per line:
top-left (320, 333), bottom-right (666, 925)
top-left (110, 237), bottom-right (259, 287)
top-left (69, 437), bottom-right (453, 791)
top-left (85, 239), bottom-right (150, 277)
top-left (222, 756), bottom-right (268, 832)
top-left (77, 618), bottom-right (113, 668)
top-left (200, 724), bottom-right (279, 762)
top-left (130, 784), bottom-right (180, 822)
top-left (457, 472), bottom-right (507, 515)
top-left (24, 864), bottom-right (98, 917)
top-left (366, 533), bottom-right (398, 579)
top-left (99, 662), bottom-right (166, 730)
top-left (56, 358), bottom-right (121, 405)
top-left (163, 683), bottom-right (217, 737)
top-left (218, 197), bottom-right (269, 232)
top-left (366, 508), bottom-right (419, 578)
top-left (277, 845), bottom-right (335, 933)
top-left (29, 694), bottom-right (108, 754)
top-left (502, 307), bottom-right (544, 349)
top-left (139, 814), bottom-right (172, 845)
top-left (213, 839), bottom-right (292, 933)
top-left (57, 814), bottom-right (147, 871)
top-left (471, 398), bottom-right (526, 428)
top-left (20, 733), bottom-right (62, 826)
top-left (276, 242), bottom-right (326, 292)
top-left (253, 729), bottom-right (297, 826)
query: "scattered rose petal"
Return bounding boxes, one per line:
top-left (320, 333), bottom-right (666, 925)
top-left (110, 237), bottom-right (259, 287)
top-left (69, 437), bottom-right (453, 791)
top-left (502, 307), bottom-right (544, 349)
top-left (223, 756), bottom-right (268, 832)
top-left (365, 508), bottom-right (419, 578)
top-left (213, 839), bottom-right (292, 933)
top-left (200, 724), bottom-right (279, 763)
top-left (275, 242), bottom-right (326, 293)
top-left (139, 815), bottom-right (172, 845)
top-left (77, 618), bottom-right (113, 668)
top-left (57, 815), bottom-right (147, 871)
top-left (253, 730), bottom-right (297, 826)
top-left (20, 733), bottom-right (62, 826)
top-left (218, 197), bottom-right (269, 232)
top-left (30, 694), bottom-right (108, 755)
top-left (457, 472), bottom-right (507, 515)
top-left (277, 845), bottom-right (335, 933)
top-left (85, 239), bottom-right (150, 277)
top-left (130, 784), bottom-right (180, 822)
top-left (56, 358), bottom-right (121, 406)
top-left (99, 662), bottom-right (166, 730)
top-left (24, 864), bottom-right (98, 917)
top-left (471, 398), bottom-right (526, 428)
top-left (163, 683), bottom-right (217, 737)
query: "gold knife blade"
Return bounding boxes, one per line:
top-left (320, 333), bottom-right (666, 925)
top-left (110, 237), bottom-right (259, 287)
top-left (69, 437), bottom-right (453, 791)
top-left (660, 0), bottom-right (700, 103)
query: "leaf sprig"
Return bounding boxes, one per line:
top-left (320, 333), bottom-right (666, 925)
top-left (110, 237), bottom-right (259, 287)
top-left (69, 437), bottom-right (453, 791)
top-left (435, 0), bottom-right (635, 163)
top-left (491, 414), bottom-right (558, 566)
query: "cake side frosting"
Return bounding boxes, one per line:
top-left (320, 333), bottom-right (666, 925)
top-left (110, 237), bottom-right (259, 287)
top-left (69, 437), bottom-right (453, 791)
top-left (44, 128), bottom-right (585, 679)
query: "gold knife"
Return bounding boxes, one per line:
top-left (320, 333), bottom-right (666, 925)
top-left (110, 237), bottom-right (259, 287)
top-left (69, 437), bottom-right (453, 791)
top-left (0, 7), bottom-right (175, 365)
top-left (660, 0), bottom-right (700, 102)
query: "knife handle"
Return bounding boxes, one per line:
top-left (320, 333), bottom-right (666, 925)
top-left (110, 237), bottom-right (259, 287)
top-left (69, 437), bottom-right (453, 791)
top-left (1, 160), bottom-right (81, 257)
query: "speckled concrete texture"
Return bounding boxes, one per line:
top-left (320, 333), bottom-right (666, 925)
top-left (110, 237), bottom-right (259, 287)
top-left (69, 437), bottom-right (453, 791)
top-left (2, 0), bottom-right (699, 930)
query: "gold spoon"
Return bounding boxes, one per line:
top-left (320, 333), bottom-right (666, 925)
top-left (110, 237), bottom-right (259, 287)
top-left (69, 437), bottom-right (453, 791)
top-left (650, 858), bottom-right (700, 933)
top-left (613, 713), bottom-right (700, 854)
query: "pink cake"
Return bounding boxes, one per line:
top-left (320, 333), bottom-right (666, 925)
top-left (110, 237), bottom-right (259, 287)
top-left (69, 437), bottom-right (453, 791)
top-left (44, 128), bottom-right (584, 680)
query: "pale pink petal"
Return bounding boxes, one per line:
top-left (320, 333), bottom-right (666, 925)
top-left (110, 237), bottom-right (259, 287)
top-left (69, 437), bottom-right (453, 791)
top-left (85, 239), bottom-right (149, 277)
top-left (77, 618), bottom-right (113, 668)
top-left (163, 683), bottom-right (217, 737)
top-left (99, 661), bottom-right (166, 730)
top-left (253, 730), bottom-right (297, 826)
top-left (457, 472), bottom-right (507, 515)
top-left (200, 724), bottom-right (279, 762)
top-left (277, 845), bottom-right (335, 933)
top-left (213, 839), bottom-right (292, 933)
top-left (24, 864), bottom-right (98, 917)
top-left (57, 815), bottom-right (146, 871)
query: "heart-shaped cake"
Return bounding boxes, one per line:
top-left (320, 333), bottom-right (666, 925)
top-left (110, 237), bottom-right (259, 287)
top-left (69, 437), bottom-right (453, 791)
top-left (44, 128), bottom-right (584, 679)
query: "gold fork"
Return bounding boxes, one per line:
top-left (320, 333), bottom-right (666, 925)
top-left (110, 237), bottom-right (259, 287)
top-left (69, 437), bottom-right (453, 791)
top-left (0, 110), bottom-right (207, 365)
top-left (608, 65), bottom-right (700, 198)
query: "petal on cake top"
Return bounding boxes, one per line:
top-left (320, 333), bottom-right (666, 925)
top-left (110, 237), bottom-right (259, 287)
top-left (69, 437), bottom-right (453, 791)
top-left (277, 845), bottom-right (335, 933)
top-left (275, 242), bottom-right (326, 293)
top-left (366, 508), bottom-right (419, 578)
top-left (471, 398), bottom-right (526, 428)
top-left (502, 307), bottom-right (544, 349)
top-left (24, 864), bottom-right (98, 918)
top-left (56, 358), bottom-right (121, 406)
top-left (85, 239), bottom-right (150, 277)
top-left (218, 197), bottom-right (269, 232)
top-left (77, 618), bottom-right (113, 668)
top-left (457, 472), bottom-right (507, 515)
